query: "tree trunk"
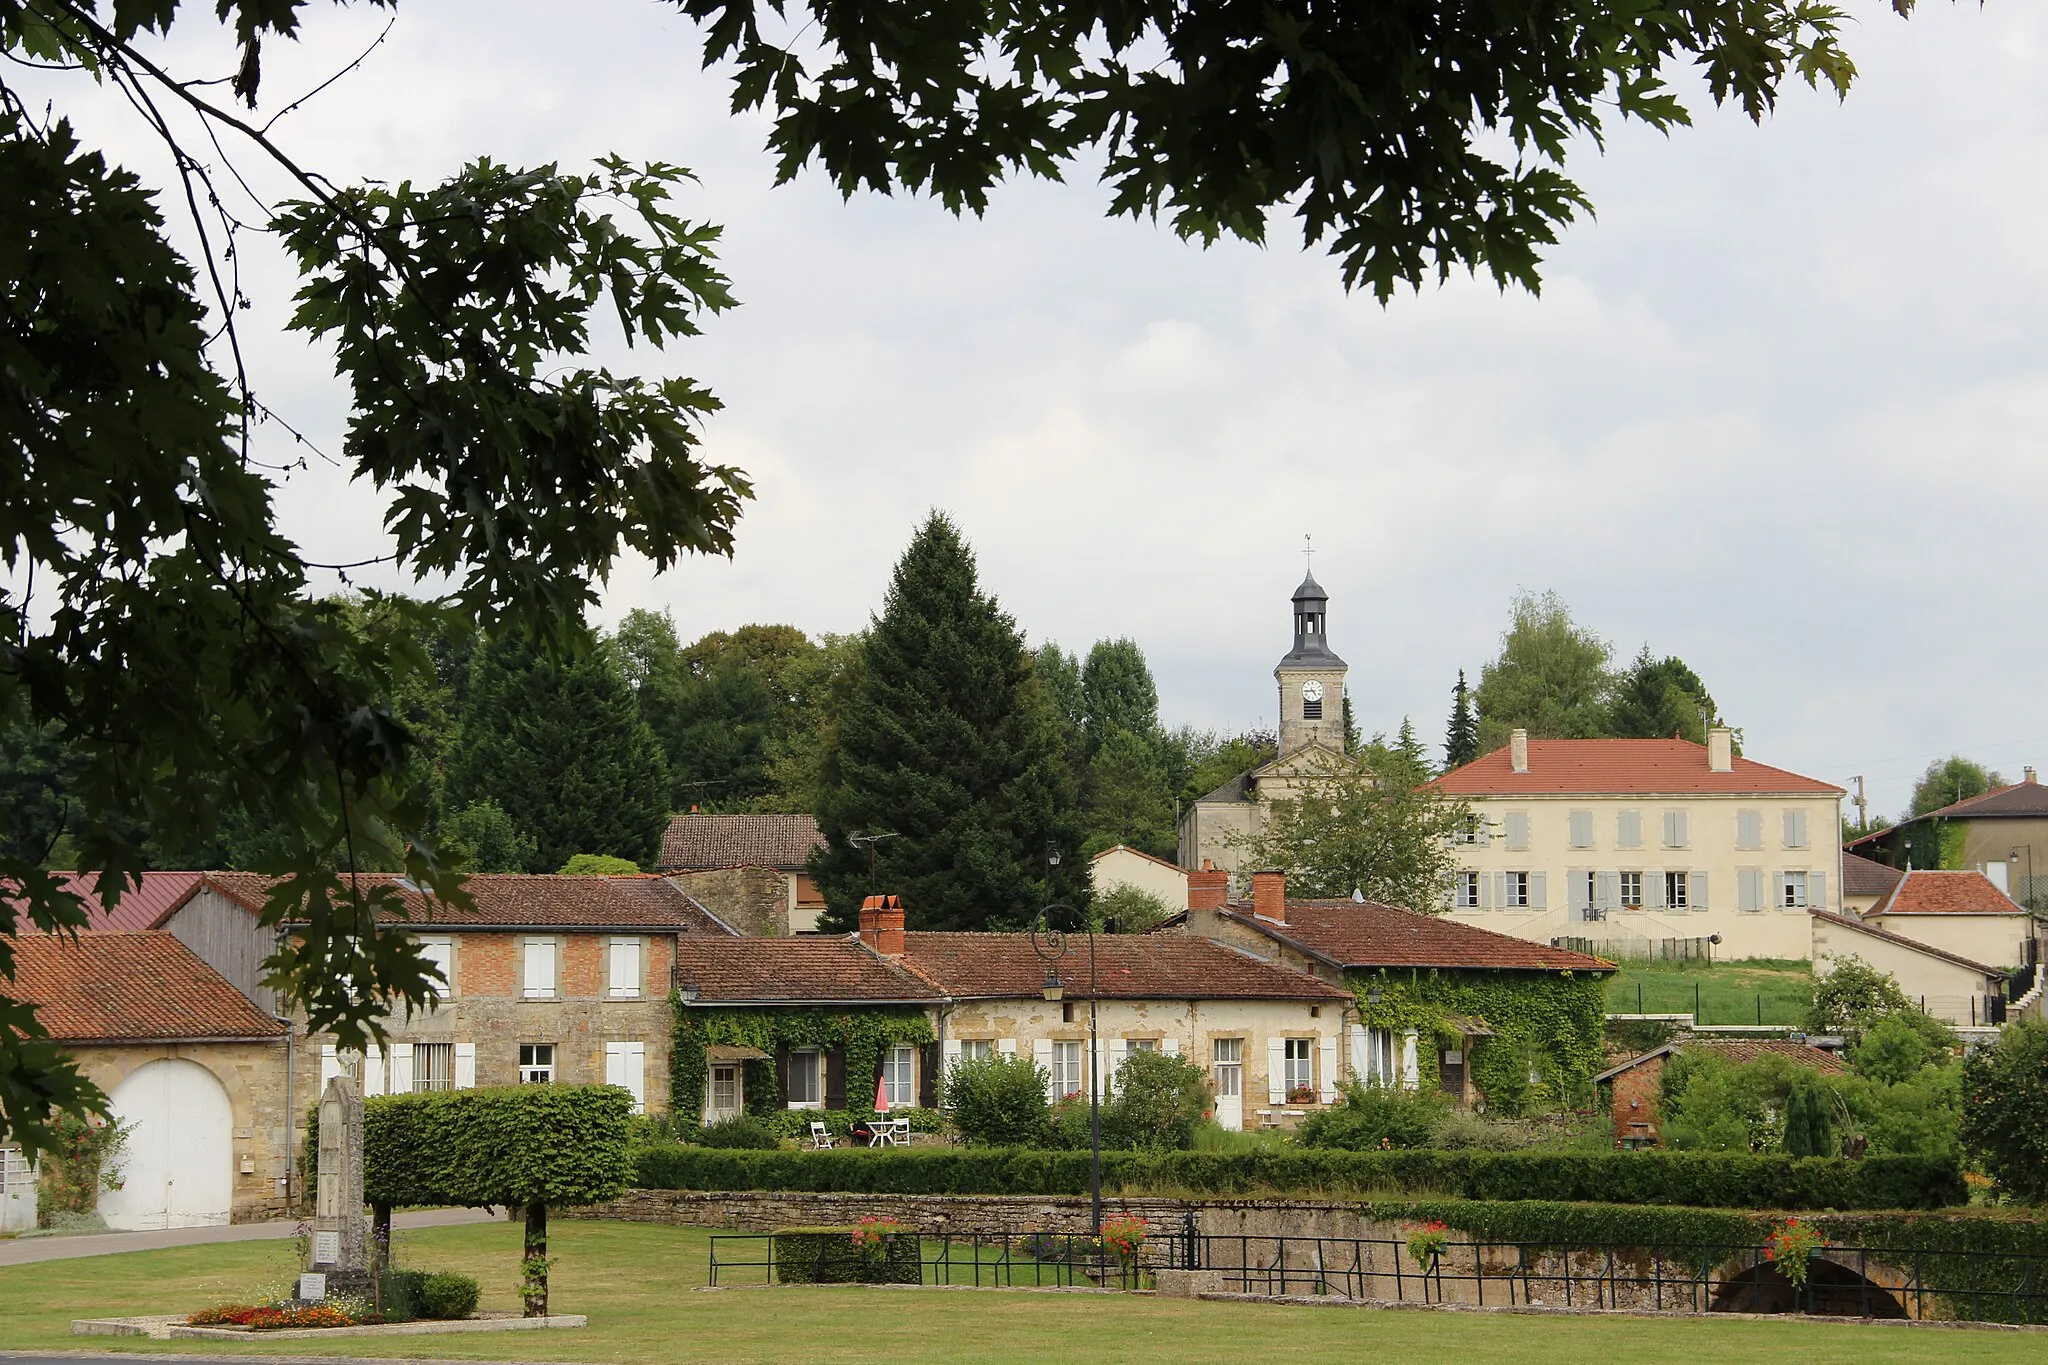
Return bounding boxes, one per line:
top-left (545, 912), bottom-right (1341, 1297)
top-left (371, 1202), bottom-right (393, 1314)
top-left (522, 1201), bottom-right (548, 1318)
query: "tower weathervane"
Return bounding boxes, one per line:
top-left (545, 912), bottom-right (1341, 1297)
top-left (1302, 533), bottom-right (1314, 576)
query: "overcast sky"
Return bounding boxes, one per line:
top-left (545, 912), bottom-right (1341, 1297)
top-left (32, 2), bottom-right (2048, 822)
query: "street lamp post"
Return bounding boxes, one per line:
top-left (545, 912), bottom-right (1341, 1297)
top-left (1031, 847), bottom-right (1101, 1235)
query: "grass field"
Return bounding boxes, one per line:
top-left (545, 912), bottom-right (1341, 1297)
top-left (1605, 958), bottom-right (1814, 1026)
top-left (0, 1219), bottom-right (2022, 1364)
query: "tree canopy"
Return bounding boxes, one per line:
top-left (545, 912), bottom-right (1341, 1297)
top-left (1909, 755), bottom-right (2006, 818)
top-left (1231, 747), bottom-right (1468, 910)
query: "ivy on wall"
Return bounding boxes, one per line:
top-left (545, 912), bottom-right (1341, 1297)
top-left (670, 999), bottom-right (934, 1126)
top-left (1349, 969), bottom-right (1608, 1116)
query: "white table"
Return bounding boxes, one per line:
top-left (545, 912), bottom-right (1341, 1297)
top-left (871, 1119), bottom-right (912, 1147)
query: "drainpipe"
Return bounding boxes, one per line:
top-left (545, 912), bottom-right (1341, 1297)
top-left (281, 1018), bottom-right (295, 1213)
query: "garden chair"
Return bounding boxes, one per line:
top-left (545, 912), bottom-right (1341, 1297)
top-left (808, 1121), bottom-right (834, 1150)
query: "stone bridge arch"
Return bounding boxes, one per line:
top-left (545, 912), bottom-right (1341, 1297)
top-left (1710, 1249), bottom-right (1910, 1318)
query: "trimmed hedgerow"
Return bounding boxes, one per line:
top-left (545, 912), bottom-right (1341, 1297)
top-left (363, 1084), bottom-right (634, 1208)
top-left (773, 1226), bottom-right (922, 1284)
top-left (632, 1145), bottom-right (1963, 1211)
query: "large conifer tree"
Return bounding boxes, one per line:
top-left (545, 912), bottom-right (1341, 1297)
top-left (445, 632), bottom-right (671, 871)
top-left (1444, 670), bottom-right (1480, 770)
top-left (813, 515), bottom-right (1084, 930)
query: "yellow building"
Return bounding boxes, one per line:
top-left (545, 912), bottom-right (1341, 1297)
top-left (1431, 728), bottom-right (1844, 961)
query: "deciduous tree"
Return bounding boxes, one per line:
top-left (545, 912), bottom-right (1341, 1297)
top-left (1232, 748), bottom-right (1468, 910)
top-left (1473, 591), bottom-right (1615, 750)
top-left (1910, 756), bottom-right (2007, 818)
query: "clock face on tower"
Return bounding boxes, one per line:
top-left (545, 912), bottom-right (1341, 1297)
top-left (1301, 681), bottom-right (1324, 703)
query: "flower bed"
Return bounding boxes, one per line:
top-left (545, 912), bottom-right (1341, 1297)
top-left (187, 1304), bottom-right (359, 1330)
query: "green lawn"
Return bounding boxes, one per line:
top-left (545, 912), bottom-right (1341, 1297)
top-left (1606, 958), bottom-right (1814, 1026)
top-left (0, 1219), bottom-right (2021, 1363)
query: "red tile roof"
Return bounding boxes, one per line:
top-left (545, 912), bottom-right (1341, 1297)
top-left (1224, 901), bottom-right (1613, 973)
top-left (11, 932), bottom-right (285, 1041)
top-left (1874, 869), bottom-right (2028, 917)
top-left (1841, 852), bottom-right (1904, 899)
top-left (1596, 1038), bottom-right (1847, 1083)
top-left (901, 932), bottom-right (1350, 1002)
top-left (12, 871), bottom-right (206, 933)
top-left (673, 937), bottom-right (940, 1004)
top-left (202, 872), bottom-right (734, 933)
top-left (1430, 739), bottom-right (1841, 797)
top-left (1917, 778), bottom-right (2048, 821)
top-left (1813, 909), bottom-right (2006, 977)
top-left (658, 814), bottom-right (824, 872)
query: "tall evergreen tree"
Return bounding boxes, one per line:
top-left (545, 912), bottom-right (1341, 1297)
top-left (811, 515), bottom-right (1084, 930)
top-left (1444, 669), bottom-right (1480, 769)
top-left (1080, 638), bottom-right (1160, 757)
top-left (445, 631), bottom-right (670, 871)
top-left (1608, 646), bottom-right (1724, 743)
top-left (1034, 642), bottom-right (1087, 778)
top-left (1083, 728), bottom-right (1175, 859)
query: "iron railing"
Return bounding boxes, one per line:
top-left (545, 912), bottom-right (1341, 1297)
top-left (708, 1230), bottom-right (1149, 1291)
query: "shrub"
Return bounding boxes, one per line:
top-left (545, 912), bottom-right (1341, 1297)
top-left (1298, 1082), bottom-right (1448, 1151)
top-left (1109, 1049), bottom-right (1210, 1151)
top-left (1961, 1018), bottom-right (2048, 1203)
top-left (773, 1226), bottom-right (921, 1283)
top-left (1781, 1077), bottom-right (1836, 1158)
top-left (697, 1115), bottom-right (780, 1150)
top-left (942, 1054), bottom-right (1049, 1147)
top-left (632, 1142), bottom-right (1964, 1209)
top-left (1809, 956), bottom-right (1916, 1041)
top-left (1091, 883), bottom-right (1175, 934)
top-left (379, 1269), bottom-right (428, 1321)
top-left (1853, 1014), bottom-right (1958, 1085)
top-left (1429, 1109), bottom-right (1522, 1151)
top-left (417, 1273), bottom-right (481, 1319)
top-left (557, 853), bottom-right (639, 874)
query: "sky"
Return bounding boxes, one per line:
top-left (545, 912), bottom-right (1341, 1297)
top-left (24, 2), bottom-right (2048, 823)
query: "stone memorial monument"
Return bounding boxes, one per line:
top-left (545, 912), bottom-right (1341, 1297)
top-left (309, 1073), bottom-right (371, 1297)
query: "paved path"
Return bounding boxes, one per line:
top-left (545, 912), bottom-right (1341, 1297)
top-left (0, 1208), bottom-right (503, 1268)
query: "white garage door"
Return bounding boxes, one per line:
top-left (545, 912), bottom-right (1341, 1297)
top-left (99, 1059), bottom-right (234, 1230)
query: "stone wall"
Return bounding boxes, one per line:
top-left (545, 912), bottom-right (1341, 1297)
top-left (668, 867), bottom-right (791, 937)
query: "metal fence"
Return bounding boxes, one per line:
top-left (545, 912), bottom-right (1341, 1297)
top-left (708, 1231), bottom-right (1149, 1291)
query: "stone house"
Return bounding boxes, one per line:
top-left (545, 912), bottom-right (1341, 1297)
top-left (1089, 844), bottom-right (1189, 912)
top-left (1431, 728), bottom-right (1845, 961)
top-left (1811, 909), bottom-right (2009, 1029)
top-left (1858, 869), bottom-right (2044, 978)
top-left (1174, 867), bottom-right (1614, 1111)
top-left (11, 931), bottom-right (295, 1228)
top-left (199, 872), bottom-right (734, 1116)
top-left (1594, 1039), bottom-right (1848, 1149)
top-left (658, 812), bottom-right (829, 934)
top-left (671, 896), bottom-right (1353, 1133)
top-left (1846, 769), bottom-right (2048, 909)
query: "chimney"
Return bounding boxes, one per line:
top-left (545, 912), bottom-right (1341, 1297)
top-left (1707, 727), bottom-right (1734, 773)
top-left (858, 895), bottom-right (881, 948)
top-left (875, 895), bottom-right (906, 957)
top-left (1188, 859), bottom-right (1228, 912)
top-left (1510, 728), bottom-right (1529, 774)
top-left (1251, 869), bottom-right (1287, 923)
top-left (2027, 766), bottom-right (2038, 786)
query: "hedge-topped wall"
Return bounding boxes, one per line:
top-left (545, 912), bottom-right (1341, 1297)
top-left (671, 1002), bottom-right (934, 1126)
top-left (632, 1145), bottom-right (1965, 1211)
top-left (1349, 967), bottom-right (1608, 1113)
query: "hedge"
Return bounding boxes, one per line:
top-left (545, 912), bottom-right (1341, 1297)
top-left (632, 1145), bottom-right (1965, 1211)
top-left (772, 1226), bottom-right (922, 1284)
top-left (364, 1084), bottom-right (634, 1207)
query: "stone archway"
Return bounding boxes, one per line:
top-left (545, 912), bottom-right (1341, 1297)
top-left (1710, 1256), bottom-right (1908, 1318)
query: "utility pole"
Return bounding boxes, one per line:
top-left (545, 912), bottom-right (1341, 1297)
top-left (1852, 776), bottom-right (1867, 835)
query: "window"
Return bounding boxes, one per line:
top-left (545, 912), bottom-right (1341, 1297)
top-left (521, 938), bottom-right (557, 999)
top-left (1781, 871), bottom-right (1808, 909)
top-left (605, 1042), bottom-right (647, 1113)
top-left (1619, 871), bottom-right (1643, 909)
top-left (1738, 867), bottom-right (1765, 912)
top-left (1451, 815), bottom-right (1481, 845)
top-left (1782, 810), bottom-right (1809, 849)
top-left (1211, 1038), bottom-right (1242, 1098)
top-left (883, 1044), bottom-right (917, 1107)
top-left (709, 1064), bottom-right (739, 1115)
top-left (1126, 1038), bottom-right (1159, 1054)
top-left (1736, 810), bottom-right (1763, 850)
top-left (418, 937), bottom-right (454, 999)
top-left (1568, 810), bottom-right (1594, 849)
top-left (1662, 810), bottom-right (1688, 849)
top-left (786, 1048), bottom-right (822, 1107)
top-left (1456, 871), bottom-right (1480, 909)
top-left (518, 1043), bottom-right (555, 1084)
top-left (1616, 811), bottom-right (1643, 850)
top-left (1665, 871), bottom-right (1690, 909)
top-left (1283, 1038), bottom-right (1314, 1098)
top-left (413, 1042), bottom-right (454, 1092)
top-left (1051, 1041), bottom-right (1085, 1099)
top-left (1359, 1028), bottom-right (1398, 1086)
top-left (1503, 871), bottom-right (1530, 908)
top-left (606, 938), bottom-right (642, 998)
top-left (1504, 811), bottom-right (1530, 852)
top-left (959, 1039), bottom-right (995, 1062)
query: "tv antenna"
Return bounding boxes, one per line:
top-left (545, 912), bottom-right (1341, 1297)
top-left (847, 830), bottom-right (900, 879)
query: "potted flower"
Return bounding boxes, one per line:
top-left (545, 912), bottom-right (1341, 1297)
top-left (1764, 1217), bottom-right (1827, 1300)
top-left (1287, 1084), bottom-right (1316, 1104)
top-left (1098, 1214), bottom-right (1148, 1264)
top-left (1404, 1220), bottom-right (1451, 1272)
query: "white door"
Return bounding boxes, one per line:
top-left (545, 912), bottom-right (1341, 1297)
top-left (1212, 1038), bottom-right (1243, 1132)
top-left (100, 1059), bottom-right (234, 1230)
top-left (706, 1065), bottom-right (741, 1123)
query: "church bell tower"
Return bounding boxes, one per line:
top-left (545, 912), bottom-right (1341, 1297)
top-left (1274, 570), bottom-right (1348, 756)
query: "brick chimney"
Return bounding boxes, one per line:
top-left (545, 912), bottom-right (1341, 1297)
top-left (875, 895), bottom-right (906, 957)
top-left (1707, 727), bottom-right (1734, 773)
top-left (1251, 869), bottom-right (1287, 923)
top-left (1188, 860), bottom-right (1229, 911)
top-left (2027, 765), bottom-right (2038, 786)
top-left (1510, 728), bottom-right (1529, 774)
top-left (858, 895), bottom-right (881, 948)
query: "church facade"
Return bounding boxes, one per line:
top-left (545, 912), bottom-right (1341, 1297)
top-left (1177, 573), bottom-right (1355, 882)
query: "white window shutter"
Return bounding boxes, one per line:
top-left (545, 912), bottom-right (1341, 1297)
top-left (1318, 1036), bottom-right (1338, 1102)
top-left (1810, 871), bottom-right (1827, 910)
top-left (388, 1042), bottom-right (413, 1095)
top-left (605, 1042), bottom-right (625, 1087)
top-left (1648, 872), bottom-right (1666, 910)
top-left (1478, 871), bottom-right (1492, 909)
top-left (1496, 872), bottom-right (1509, 908)
top-left (1033, 1039), bottom-right (1055, 1100)
top-left (1266, 1038), bottom-right (1286, 1104)
top-left (1595, 871), bottom-right (1617, 911)
top-left (1738, 868), bottom-right (1758, 912)
top-left (1108, 1040), bottom-right (1127, 1095)
top-left (1528, 871), bottom-right (1547, 910)
top-left (1506, 812), bottom-right (1529, 851)
top-left (454, 1042), bottom-right (476, 1090)
top-left (1691, 871), bottom-right (1708, 911)
top-left (997, 1038), bottom-right (1017, 1057)
top-left (1400, 1031), bottom-right (1420, 1090)
top-left (363, 1045), bottom-right (385, 1096)
top-left (320, 1044), bottom-right (341, 1086)
top-left (1569, 870), bottom-right (1589, 913)
top-left (1161, 1037), bottom-right (1180, 1058)
top-left (941, 1038), bottom-right (962, 1072)
top-left (1347, 1023), bottom-right (1369, 1081)
top-left (604, 1043), bottom-right (646, 1113)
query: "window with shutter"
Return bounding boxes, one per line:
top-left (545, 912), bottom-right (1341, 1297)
top-left (607, 938), bottom-right (642, 998)
top-left (1737, 810), bottom-right (1763, 850)
top-left (1617, 811), bottom-right (1642, 849)
top-left (1811, 871), bottom-right (1828, 910)
top-left (1648, 871), bottom-right (1666, 909)
top-left (1569, 870), bottom-right (1590, 913)
top-left (454, 1042), bottom-right (476, 1090)
top-left (1738, 868), bottom-right (1761, 912)
top-left (1595, 871), bottom-right (1619, 911)
top-left (1782, 810), bottom-right (1809, 849)
top-left (1528, 871), bottom-right (1548, 909)
top-left (1690, 871), bottom-right (1709, 911)
top-left (522, 938), bottom-right (556, 999)
top-left (1663, 810), bottom-right (1688, 849)
top-left (419, 937), bottom-right (455, 999)
top-left (1569, 811), bottom-right (1594, 849)
top-left (1505, 812), bottom-right (1529, 851)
